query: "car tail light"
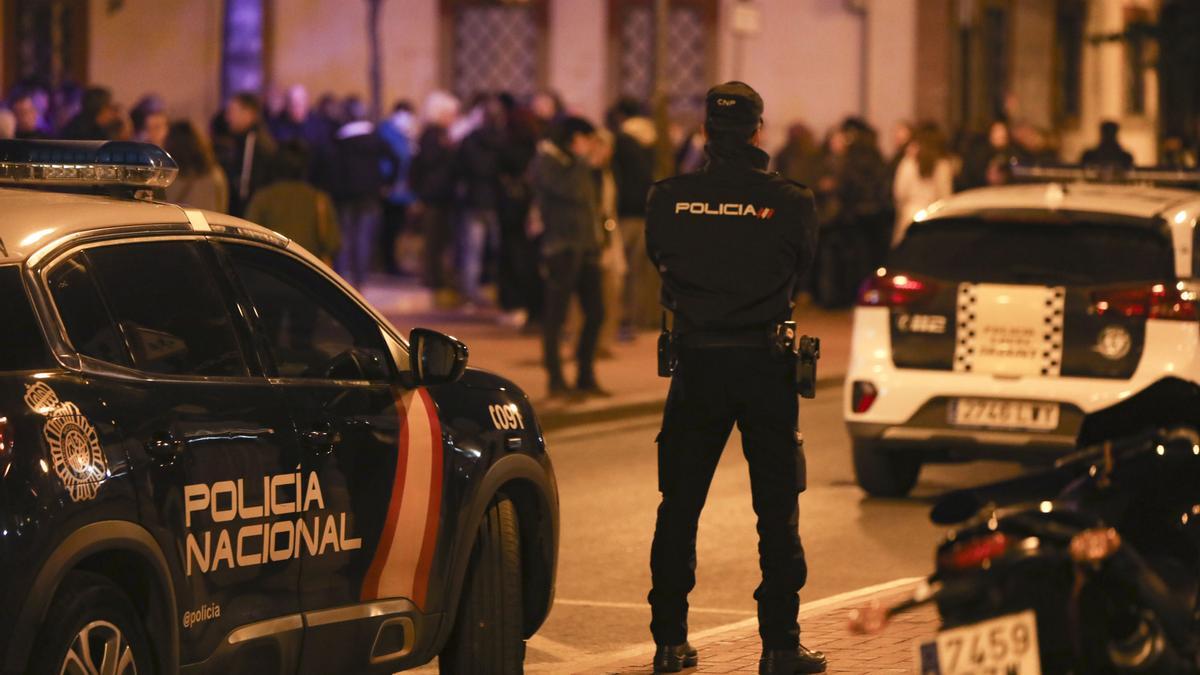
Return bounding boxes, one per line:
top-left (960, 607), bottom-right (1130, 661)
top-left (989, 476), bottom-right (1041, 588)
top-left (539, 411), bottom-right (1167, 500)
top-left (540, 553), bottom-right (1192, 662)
top-left (1091, 283), bottom-right (1197, 321)
top-left (0, 416), bottom-right (9, 460)
top-left (851, 381), bottom-right (878, 413)
top-left (857, 270), bottom-right (937, 307)
top-left (938, 532), bottom-right (1012, 571)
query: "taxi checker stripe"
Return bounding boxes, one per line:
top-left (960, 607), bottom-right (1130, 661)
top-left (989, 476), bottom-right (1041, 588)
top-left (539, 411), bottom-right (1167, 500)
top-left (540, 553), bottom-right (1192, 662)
top-left (360, 387), bottom-right (444, 609)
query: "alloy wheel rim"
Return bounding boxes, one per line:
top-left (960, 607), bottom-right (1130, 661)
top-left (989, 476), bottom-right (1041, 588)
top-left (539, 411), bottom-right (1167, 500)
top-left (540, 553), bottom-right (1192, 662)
top-left (59, 619), bottom-right (137, 675)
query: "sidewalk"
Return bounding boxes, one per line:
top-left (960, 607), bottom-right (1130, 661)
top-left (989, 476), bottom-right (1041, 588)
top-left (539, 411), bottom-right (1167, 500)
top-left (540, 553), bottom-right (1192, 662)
top-left (366, 279), bottom-right (855, 430)
top-left (579, 578), bottom-right (939, 675)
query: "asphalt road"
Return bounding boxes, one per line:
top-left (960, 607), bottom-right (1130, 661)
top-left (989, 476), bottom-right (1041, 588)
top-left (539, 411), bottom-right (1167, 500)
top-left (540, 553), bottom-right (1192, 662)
top-left (519, 381), bottom-right (1023, 670)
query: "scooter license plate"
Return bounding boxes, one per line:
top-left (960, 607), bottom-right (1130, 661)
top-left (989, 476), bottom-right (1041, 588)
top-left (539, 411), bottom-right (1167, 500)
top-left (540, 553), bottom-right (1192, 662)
top-left (915, 609), bottom-right (1041, 675)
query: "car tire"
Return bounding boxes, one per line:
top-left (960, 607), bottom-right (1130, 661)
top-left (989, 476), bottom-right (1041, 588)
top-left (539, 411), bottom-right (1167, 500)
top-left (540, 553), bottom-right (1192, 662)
top-left (440, 496), bottom-right (524, 675)
top-left (29, 570), bottom-right (154, 675)
top-left (853, 439), bottom-right (921, 498)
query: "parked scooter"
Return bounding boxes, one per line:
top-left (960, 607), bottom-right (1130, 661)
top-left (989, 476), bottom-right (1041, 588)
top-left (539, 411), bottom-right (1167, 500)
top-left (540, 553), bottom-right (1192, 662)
top-left (852, 377), bottom-right (1200, 674)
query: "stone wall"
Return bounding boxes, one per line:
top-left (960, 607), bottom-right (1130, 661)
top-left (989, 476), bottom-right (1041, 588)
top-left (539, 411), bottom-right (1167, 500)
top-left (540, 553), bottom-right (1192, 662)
top-left (88, 0), bottom-right (224, 127)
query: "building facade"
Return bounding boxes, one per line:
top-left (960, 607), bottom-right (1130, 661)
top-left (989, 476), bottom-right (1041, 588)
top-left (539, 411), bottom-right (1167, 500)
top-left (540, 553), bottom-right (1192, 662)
top-left (1, 0), bottom-right (1185, 161)
top-left (915, 0), bottom-right (1169, 164)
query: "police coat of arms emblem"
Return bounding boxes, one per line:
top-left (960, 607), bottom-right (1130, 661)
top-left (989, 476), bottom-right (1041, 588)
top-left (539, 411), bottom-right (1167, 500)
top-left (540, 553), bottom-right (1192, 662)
top-left (24, 381), bottom-right (107, 502)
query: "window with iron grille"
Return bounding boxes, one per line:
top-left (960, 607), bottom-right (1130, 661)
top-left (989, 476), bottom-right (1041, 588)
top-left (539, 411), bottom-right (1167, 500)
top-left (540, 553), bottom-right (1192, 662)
top-left (442, 0), bottom-right (547, 102)
top-left (2, 0), bottom-right (88, 95)
top-left (608, 0), bottom-right (716, 123)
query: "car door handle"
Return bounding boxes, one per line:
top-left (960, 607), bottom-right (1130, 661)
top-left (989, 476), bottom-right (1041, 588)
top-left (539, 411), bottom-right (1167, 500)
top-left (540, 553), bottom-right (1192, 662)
top-left (146, 432), bottom-right (185, 460)
top-left (304, 428), bottom-right (333, 444)
top-left (303, 421), bottom-right (340, 455)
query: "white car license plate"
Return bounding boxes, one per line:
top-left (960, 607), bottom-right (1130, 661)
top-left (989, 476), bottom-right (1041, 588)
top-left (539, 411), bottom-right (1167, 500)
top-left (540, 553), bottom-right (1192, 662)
top-left (948, 398), bottom-right (1059, 431)
top-left (916, 610), bottom-right (1041, 675)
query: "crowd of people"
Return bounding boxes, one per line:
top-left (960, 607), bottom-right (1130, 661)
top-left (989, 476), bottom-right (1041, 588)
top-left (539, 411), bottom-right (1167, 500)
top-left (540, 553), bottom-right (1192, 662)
top-left (0, 80), bottom-right (665, 397)
top-left (770, 115), bottom-right (1156, 304)
top-left (0, 78), bottom-right (1160, 394)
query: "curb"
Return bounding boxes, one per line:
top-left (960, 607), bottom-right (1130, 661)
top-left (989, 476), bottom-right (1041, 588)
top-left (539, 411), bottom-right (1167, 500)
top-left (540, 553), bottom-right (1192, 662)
top-left (538, 376), bottom-right (845, 432)
top-left (527, 577), bottom-right (927, 674)
top-left (539, 396), bottom-right (665, 432)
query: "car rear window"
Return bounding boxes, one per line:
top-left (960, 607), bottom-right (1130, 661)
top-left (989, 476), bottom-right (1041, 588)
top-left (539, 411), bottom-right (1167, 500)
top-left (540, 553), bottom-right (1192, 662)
top-left (0, 265), bottom-right (53, 371)
top-left (891, 217), bottom-right (1175, 285)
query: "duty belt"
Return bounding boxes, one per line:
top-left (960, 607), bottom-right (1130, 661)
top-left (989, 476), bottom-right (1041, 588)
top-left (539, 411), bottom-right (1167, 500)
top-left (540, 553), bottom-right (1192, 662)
top-left (677, 328), bottom-right (773, 349)
top-left (660, 319), bottom-right (819, 398)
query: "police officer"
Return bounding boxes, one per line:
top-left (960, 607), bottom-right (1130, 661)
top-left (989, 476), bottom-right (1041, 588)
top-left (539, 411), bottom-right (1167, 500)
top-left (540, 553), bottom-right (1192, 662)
top-left (645, 82), bottom-right (825, 675)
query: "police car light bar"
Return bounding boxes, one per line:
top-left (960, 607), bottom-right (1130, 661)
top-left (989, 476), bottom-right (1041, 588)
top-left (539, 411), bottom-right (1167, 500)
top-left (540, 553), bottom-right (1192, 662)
top-left (1011, 163), bottom-right (1200, 187)
top-left (0, 139), bottom-right (178, 189)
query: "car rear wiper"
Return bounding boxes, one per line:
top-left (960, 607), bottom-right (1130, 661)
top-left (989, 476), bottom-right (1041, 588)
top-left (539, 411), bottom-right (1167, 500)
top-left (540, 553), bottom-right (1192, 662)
top-left (1003, 265), bottom-right (1091, 284)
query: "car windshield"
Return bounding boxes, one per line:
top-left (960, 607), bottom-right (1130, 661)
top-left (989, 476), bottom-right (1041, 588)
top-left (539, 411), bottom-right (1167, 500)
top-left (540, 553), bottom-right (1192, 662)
top-left (890, 216), bottom-right (1175, 285)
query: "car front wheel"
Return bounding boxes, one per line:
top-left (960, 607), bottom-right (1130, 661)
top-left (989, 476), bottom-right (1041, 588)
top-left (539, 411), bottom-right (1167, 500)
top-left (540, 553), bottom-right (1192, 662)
top-left (30, 570), bottom-right (153, 675)
top-left (853, 439), bottom-right (921, 498)
top-left (440, 495), bottom-right (524, 674)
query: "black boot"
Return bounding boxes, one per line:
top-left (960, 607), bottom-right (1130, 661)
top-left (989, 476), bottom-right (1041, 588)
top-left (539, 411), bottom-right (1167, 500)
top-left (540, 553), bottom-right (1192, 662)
top-left (547, 376), bottom-right (570, 399)
top-left (653, 642), bottom-right (698, 672)
top-left (759, 644), bottom-right (827, 674)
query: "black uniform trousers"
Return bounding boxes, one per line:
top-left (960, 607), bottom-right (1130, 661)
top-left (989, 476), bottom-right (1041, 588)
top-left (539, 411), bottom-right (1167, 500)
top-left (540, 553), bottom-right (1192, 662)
top-left (648, 345), bottom-right (808, 650)
top-left (542, 249), bottom-right (604, 388)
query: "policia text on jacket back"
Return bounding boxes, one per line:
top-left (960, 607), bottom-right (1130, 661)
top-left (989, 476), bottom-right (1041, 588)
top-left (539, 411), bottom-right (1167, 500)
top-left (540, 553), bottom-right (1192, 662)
top-left (644, 82), bottom-right (827, 675)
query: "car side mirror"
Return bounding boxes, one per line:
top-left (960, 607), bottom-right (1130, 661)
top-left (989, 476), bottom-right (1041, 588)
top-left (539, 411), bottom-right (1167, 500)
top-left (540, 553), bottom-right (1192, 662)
top-left (408, 328), bottom-right (468, 386)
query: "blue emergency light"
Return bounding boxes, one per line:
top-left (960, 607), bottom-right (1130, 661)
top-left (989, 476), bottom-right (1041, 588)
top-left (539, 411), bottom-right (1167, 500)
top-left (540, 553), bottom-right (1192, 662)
top-left (0, 139), bottom-right (178, 189)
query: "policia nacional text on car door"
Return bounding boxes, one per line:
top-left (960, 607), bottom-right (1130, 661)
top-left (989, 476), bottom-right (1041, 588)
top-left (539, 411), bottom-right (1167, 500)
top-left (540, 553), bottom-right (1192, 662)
top-left (43, 239), bottom-right (309, 671)
top-left (217, 240), bottom-right (427, 674)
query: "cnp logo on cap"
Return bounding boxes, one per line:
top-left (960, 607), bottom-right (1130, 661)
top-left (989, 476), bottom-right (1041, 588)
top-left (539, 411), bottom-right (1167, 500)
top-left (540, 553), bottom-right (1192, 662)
top-left (704, 81), bottom-right (764, 133)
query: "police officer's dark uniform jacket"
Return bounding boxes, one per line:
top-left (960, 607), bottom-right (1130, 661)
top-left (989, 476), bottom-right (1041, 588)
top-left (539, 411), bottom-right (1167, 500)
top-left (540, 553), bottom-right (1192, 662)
top-left (646, 147), bottom-right (817, 334)
top-left (644, 81), bottom-right (825, 674)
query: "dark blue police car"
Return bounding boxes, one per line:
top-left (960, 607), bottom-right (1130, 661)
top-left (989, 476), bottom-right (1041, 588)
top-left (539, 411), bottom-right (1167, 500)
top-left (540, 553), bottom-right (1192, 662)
top-left (0, 140), bottom-right (558, 674)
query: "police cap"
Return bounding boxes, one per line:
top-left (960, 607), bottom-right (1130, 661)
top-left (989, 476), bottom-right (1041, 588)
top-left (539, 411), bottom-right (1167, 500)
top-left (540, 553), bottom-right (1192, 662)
top-left (704, 81), bottom-right (763, 138)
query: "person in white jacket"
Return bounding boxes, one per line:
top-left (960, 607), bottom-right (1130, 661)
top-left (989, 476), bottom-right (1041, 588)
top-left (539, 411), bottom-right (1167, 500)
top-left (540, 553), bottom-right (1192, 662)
top-left (892, 123), bottom-right (953, 247)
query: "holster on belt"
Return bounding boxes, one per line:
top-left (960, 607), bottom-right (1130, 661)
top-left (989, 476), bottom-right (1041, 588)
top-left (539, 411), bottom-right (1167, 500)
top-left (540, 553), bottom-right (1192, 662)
top-left (773, 322), bottom-right (820, 398)
top-left (796, 335), bottom-right (821, 399)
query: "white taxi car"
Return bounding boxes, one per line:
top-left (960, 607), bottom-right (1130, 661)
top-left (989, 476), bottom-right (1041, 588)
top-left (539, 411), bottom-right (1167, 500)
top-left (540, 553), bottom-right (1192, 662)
top-left (845, 175), bottom-right (1200, 496)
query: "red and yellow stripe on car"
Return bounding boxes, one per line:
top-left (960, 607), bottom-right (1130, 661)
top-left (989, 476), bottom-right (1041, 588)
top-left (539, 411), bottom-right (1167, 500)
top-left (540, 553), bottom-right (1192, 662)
top-left (361, 387), bottom-right (444, 610)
